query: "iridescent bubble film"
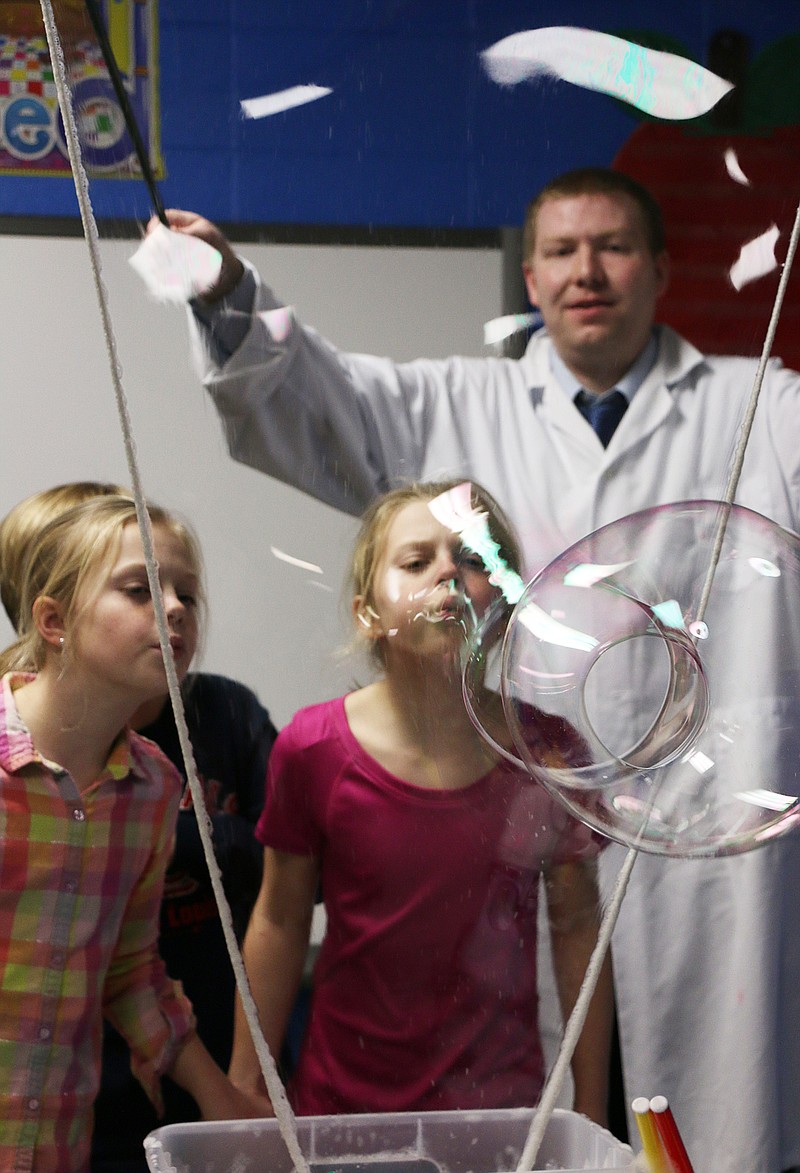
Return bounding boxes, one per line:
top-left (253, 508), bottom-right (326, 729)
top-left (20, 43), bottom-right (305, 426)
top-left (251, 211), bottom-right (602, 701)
top-left (461, 597), bottom-right (525, 770)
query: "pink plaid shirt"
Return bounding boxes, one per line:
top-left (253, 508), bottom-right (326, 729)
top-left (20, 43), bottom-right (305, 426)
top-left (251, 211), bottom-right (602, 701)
top-left (0, 674), bottom-right (195, 1173)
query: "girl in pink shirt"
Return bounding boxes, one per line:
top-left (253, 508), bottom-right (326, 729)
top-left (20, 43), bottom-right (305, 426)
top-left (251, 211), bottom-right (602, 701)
top-left (231, 480), bottom-right (611, 1122)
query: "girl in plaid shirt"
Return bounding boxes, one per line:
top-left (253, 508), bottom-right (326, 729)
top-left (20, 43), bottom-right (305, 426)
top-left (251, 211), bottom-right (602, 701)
top-left (0, 495), bottom-right (255, 1172)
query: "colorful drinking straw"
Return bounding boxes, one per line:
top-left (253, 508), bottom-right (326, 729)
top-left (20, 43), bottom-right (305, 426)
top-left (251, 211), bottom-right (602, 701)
top-left (631, 1097), bottom-right (668, 1172)
top-left (650, 1095), bottom-right (695, 1173)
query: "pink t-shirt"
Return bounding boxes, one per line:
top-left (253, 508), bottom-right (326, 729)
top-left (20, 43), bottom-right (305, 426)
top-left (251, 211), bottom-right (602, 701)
top-left (257, 696), bottom-right (601, 1115)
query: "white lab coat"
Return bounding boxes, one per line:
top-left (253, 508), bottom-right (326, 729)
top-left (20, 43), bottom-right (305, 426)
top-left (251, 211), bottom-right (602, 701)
top-left (190, 275), bottom-right (800, 1172)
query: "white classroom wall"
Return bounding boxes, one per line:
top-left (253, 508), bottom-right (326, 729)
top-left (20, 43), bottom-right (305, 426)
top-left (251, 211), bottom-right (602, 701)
top-left (0, 234), bottom-right (503, 728)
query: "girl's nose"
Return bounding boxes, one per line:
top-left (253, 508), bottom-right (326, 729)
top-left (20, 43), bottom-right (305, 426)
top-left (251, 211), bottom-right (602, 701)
top-left (163, 586), bottom-right (185, 624)
top-left (436, 557), bottom-right (460, 587)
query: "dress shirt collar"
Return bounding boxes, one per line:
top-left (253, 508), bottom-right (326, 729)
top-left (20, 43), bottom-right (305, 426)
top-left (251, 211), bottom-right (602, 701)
top-left (548, 329), bottom-right (660, 404)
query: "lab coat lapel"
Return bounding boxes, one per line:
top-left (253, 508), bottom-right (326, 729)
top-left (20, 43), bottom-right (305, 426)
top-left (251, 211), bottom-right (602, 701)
top-left (602, 326), bottom-right (708, 460)
top-left (521, 333), bottom-right (604, 453)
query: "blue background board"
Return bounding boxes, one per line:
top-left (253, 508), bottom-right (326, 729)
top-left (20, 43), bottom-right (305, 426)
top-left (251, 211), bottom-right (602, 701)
top-left (1, 0), bottom-right (798, 228)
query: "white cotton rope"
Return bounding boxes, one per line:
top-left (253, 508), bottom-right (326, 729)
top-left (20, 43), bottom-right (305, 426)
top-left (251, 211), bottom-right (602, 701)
top-left (38, 6), bottom-right (310, 1171)
top-left (517, 193), bottom-right (800, 1171)
top-left (516, 848), bottom-right (637, 1170)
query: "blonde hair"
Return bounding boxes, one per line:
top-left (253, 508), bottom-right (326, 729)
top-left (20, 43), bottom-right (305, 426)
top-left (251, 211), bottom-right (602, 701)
top-left (0, 482), bottom-right (129, 630)
top-left (0, 495), bottom-right (205, 676)
top-left (350, 479), bottom-right (522, 665)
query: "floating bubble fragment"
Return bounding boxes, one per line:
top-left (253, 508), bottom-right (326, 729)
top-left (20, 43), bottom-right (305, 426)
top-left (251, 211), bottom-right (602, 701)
top-left (481, 27), bottom-right (733, 121)
top-left (483, 311), bottom-right (542, 348)
top-left (729, 224), bottom-right (780, 291)
top-left (428, 483), bottom-right (525, 607)
top-left (240, 84), bottom-right (332, 120)
top-left (724, 146), bottom-right (751, 187)
top-left (466, 500), bottom-right (800, 858)
top-left (270, 547), bottom-right (324, 575)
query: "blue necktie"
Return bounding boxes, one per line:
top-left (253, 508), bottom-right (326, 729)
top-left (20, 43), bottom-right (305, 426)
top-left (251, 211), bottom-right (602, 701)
top-left (575, 389), bottom-right (628, 447)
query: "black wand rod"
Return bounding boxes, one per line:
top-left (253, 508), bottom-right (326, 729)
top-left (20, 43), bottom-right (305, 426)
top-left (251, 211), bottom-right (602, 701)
top-left (83, 0), bottom-right (168, 225)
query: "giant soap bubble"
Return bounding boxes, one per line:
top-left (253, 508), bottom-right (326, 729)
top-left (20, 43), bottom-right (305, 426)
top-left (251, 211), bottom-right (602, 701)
top-left (468, 499), bottom-right (800, 858)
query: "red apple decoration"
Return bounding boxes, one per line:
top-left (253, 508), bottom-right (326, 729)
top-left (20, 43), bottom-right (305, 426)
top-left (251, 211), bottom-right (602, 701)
top-left (613, 32), bottom-right (800, 370)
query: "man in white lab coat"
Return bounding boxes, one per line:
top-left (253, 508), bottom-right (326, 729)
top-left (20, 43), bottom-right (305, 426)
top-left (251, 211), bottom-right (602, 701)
top-left (159, 168), bottom-right (800, 1173)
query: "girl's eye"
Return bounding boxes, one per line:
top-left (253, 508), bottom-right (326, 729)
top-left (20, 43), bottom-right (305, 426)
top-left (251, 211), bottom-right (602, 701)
top-left (179, 594), bottom-right (197, 608)
top-left (402, 558), bottom-right (427, 572)
top-left (457, 550), bottom-right (486, 572)
top-left (124, 585), bottom-right (150, 599)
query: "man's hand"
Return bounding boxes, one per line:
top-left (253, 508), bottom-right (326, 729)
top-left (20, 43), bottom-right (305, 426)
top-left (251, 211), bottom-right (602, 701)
top-left (147, 209), bottom-right (245, 303)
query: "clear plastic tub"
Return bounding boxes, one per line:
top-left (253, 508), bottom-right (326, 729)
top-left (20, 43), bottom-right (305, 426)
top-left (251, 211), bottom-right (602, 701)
top-left (144, 1107), bottom-right (635, 1173)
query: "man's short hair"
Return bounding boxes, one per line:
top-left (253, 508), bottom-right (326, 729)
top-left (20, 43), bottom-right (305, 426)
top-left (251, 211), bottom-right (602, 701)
top-left (522, 167), bottom-right (666, 261)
